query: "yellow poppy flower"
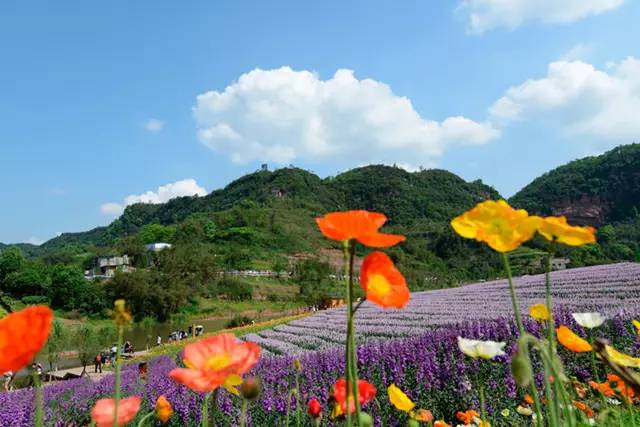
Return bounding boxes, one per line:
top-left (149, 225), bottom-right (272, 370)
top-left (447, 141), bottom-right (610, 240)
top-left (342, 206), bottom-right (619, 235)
top-left (538, 216), bottom-right (596, 246)
top-left (222, 374), bottom-right (243, 395)
top-left (632, 319), bottom-right (640, 335)
top-left (528, 304), bottom-right (550, 321)
top-left (451, 200), bottom-right (541, 252)
top-left (605, 345), bottom-right (640, 368)
top-left (388, 384), bottom-right (415, 412)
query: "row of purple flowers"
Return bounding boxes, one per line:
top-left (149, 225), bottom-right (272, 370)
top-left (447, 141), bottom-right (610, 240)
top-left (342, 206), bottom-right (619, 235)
top-left (2, 306), bottom-right (639, 426)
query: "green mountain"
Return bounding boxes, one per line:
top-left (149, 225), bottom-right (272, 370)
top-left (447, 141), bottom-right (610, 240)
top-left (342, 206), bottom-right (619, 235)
top-left (8, 165), bottom-right (500, 290)
top-left (510, 144), bottom-right (640, 226)
top-left (41, 165), bottom-right (499, 251)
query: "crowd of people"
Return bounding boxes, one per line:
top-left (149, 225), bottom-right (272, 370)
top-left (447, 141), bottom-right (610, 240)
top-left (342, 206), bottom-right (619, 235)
top-left (93, 340), bottom-right (135, 373)
top-left (158, 324), bottom-right (204, 346)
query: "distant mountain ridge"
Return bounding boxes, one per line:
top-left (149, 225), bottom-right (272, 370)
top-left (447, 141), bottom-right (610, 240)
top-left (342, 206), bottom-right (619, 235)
top-left (35, 165), bottom-right (499, 251)
top-left (4, 143), bottom-right (640, 252)
top-left (510, 144), bottom-right (640, 226)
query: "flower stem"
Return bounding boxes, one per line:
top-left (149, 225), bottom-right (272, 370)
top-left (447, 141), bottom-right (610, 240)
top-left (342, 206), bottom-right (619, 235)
top-left (113, 324), bottom-right (124, 427)
top-left (347, 241), bottom-right (362, 423)
top-left (135, 412), bottom-right (154, 427)
top-left (343, 240), bottom-right (353, 427)
top-left (33, 372), bottom-right (43, 427)
top-left (295, 370), bottom-right (302, 427)
top-left (201, 391), bottom-right (211, 427)
top-left (240, 399), bottom-right (249, 427)
top-left (502, 253), bottom-right (544, 426)
top-left (475, 370), bottom-right (487, 423)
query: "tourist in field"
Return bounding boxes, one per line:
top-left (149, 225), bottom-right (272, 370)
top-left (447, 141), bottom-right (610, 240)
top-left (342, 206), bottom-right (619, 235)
top-left (156, 335), bottom-right (162, 346)
top-left (94, 353), bottom-right (102, 373)
top-left (3, 371), bottom-right (13, 392)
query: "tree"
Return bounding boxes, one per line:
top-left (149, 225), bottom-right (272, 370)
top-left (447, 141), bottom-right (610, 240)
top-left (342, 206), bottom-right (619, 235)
top-left (0, 247), bottom-right (24, 282)
top-left (139, 223), bottom-right (176, 244)
top-left (48, 265), bottom-right (86, 311)
top-left (105, 270), bottom-right (187, 321)
top-left (294, 259), bottom-right (334, 303)
top-left (115, 235), bottom-right (147, 267)
top-left (3, 262), bottom-right (49, 299)
top-left (73, 324), bottom-right (101, 376)
top-left (44, 319), bottom-right (67, 375)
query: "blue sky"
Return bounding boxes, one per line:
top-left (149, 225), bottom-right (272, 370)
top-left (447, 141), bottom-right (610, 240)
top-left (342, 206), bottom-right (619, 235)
top-left (1, 1), bottom-right (639, 244)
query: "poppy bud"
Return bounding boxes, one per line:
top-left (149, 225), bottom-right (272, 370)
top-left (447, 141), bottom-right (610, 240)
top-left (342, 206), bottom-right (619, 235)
top-left (407, 420), bottom-right (420, 427)
top-left (294, 358), bottom-right (303, 373)
top-left (358, 412), bottom-right (373, 427)
top-left (113, 299), bottom-right (132, 325)
top-left (239, 376), bottom-right (262, 401)
top-left (307, 398), bottom-right (322, 419)
top-left (511, 338), bottom-right (533, 388)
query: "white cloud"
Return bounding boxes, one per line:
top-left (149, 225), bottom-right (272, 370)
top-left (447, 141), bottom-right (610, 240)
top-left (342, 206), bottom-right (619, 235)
top-left (26, 237), bottom-right (45, 246)
top-left (100, 179), bottom-right (207, 217)
top-left (489, 56), bottom-right (640, 143)
top-left (560, 43), bottom-right (593, 61)
top-left (100, 202), bottom-right (124, 216)
top-left (144, 118), bottom-right (165, 132)
top-left (194, 67), bottom-right (499, 167)
top-left (458, 0), bottom-right (625, 34)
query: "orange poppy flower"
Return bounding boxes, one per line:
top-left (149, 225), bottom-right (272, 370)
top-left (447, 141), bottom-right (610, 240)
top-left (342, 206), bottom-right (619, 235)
top-left (0, 305), bottom-right (53, 374)
top-left (456, 410), bottom-right (480, 425)
top-left (572, 400), bottom-right (594, 418)
top-left (451, 200), bottom-right (541, 252)
top-left (332, 378), bottom-right (377, 414)
top-left (434, 421), bottom-right (452, 427)
top-left (91, 396), bottom-right (141, 427)
top-left (607, 374), bottom-right (636, 399)
top-left (538, 216), bottom-right (596, 246)
top-left (414, 409), bottom-right (434, 422)
top-left (523, 394), bottom-right (534, 405)
top-left (360, 252), bottom-right (410, 309)
top-left (589, 380), bottom-right (616, 398)
top-left (169, 333), bottom-right (261, 393)
top-left (155, 395), bottom-right (173, 423)
top-left (316, 211), bottom-right (405, 248)
top-left (556, 325), bottom-right (593, 353)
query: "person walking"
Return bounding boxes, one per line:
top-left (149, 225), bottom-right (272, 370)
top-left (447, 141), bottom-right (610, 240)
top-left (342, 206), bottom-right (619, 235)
top-left (156, 335), bottom-right (162, 346)
top-left (94, 353), bottom-right (102, 373)
top-left (3, 371), bottom-right (13, 392)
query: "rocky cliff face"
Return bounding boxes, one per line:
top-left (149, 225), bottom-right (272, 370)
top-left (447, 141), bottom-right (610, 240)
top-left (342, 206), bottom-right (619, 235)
top-left (551, 195), bottom-right (611, 226)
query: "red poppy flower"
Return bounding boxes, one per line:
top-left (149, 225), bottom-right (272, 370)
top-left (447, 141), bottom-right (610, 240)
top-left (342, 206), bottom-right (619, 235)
top-left (91, 396), bottom-right (141, 427)
top-left (0, 305), bottom-right (53, 374)
top-left (316, 211), bottom-right (405, 248)
top-left (332, 378), bottom-right (377, 414)
top-left (307, 398), bottom-right (322, 418)
top-left (169, 333), bottom-right (261, 393)
top-left (360, 252), bottom-right (410, 309)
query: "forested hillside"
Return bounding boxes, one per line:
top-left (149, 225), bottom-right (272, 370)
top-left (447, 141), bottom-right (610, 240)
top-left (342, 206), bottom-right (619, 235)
top-left (511, 144), bottom-right (640, 225)
top-left (2, 146), bottom-right (639, 321)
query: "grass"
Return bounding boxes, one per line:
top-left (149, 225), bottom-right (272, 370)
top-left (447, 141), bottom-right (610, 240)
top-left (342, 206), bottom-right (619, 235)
top-left (191, 298), bottom-right (306, 319)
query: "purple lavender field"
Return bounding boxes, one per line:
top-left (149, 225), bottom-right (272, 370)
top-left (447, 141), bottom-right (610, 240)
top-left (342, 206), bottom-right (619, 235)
top-left (2, 262), bottom-right (640, 426)
top-left (247, 263), bottom-right (640, 355)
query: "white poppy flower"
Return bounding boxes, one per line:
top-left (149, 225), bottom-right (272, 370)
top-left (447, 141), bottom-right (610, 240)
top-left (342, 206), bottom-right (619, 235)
top-left (572, 312), bottom-right (605, 329)
top-left (457, 336), bottom-right (506, 360)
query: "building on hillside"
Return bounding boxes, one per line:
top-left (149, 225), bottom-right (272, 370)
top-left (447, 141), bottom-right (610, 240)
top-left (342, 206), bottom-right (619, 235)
top-left (551, 257), bottom-right (570, 270)
top-left (85, 255), bottom-right (133, 280)
top-left (145, 242), bottom-right (172, 252)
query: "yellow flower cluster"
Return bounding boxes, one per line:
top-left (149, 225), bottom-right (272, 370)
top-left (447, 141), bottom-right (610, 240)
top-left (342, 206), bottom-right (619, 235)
top-left (451, 200), bottom-right (596, 252)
